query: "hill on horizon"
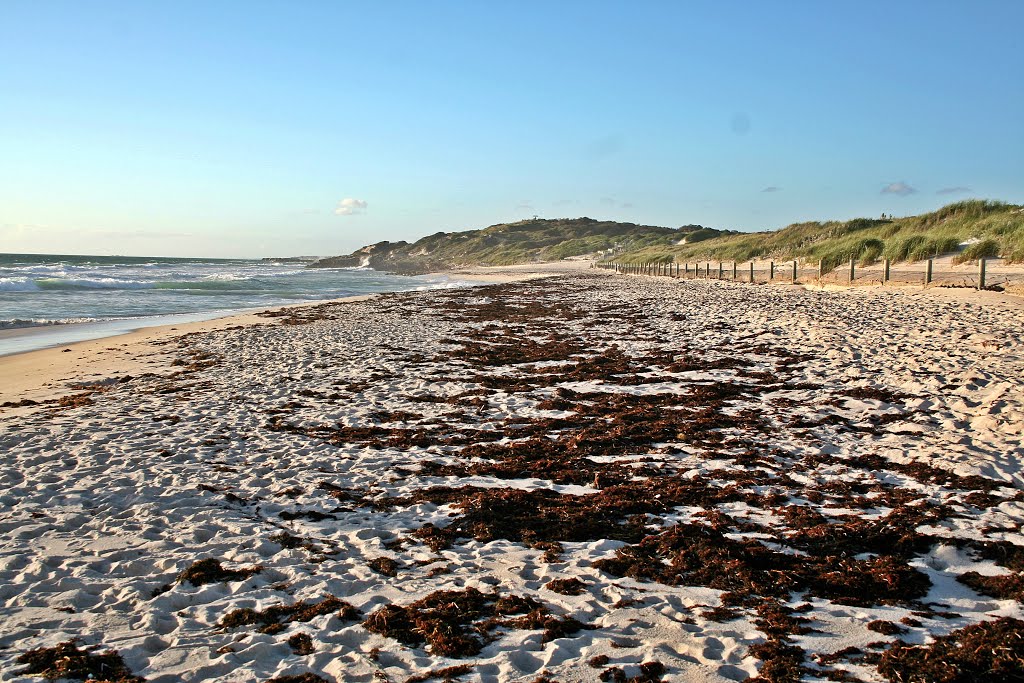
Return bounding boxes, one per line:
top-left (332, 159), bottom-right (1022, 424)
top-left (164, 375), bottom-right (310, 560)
top-left (309, 218), bottom-right (732, 273)
top-left (309, 199), bottom-right (1024, 275)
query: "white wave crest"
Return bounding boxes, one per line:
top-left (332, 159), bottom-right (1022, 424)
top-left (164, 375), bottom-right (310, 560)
top-left (0, 277), bottom-right (40, 292)
top-left (36, 277), bottom-right (155, 290)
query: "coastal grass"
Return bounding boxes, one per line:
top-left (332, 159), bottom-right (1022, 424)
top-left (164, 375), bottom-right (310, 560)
top-left (311, 219), bottom-right (735, 271)
top-left (311, 198), bottom-right (1024, 273)
top-left (611, 200), bottom-right (1024, 267)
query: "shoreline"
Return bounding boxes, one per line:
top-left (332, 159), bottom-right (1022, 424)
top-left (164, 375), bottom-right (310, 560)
top-left (0, 262), bottom-right (593, 413)
top-left (5, 257), bottom-right (1023, 415)
top-left (0, 297), bottom-right (358, 413)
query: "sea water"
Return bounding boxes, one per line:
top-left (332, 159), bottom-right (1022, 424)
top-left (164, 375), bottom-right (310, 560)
top-left (0, 253), bottom-right (475, 355)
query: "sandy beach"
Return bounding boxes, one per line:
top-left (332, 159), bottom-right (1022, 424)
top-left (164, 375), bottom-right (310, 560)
top-left (2, 270), bottom-right (1024, 682)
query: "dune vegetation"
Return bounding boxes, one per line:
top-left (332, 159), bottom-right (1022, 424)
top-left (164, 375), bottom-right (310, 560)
top-left (613, 200), bottom-right (1024, 272)
top-left (310, 200), bottom-right (1024, 275)
top-left (309, 219), bottom-right (733, 273)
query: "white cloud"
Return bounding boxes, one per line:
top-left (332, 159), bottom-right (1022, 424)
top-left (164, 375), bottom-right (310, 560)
top-left (880, 181), bottom-right (916, 196)
top-left (335, 198), bottom-right (368, 215)
top-left (598, 197), bottom-right (634, 210)
top-left (937, 186), bottom-right (971, 195)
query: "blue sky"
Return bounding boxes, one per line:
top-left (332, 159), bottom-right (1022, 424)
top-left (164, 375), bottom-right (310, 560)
top-left (2, 1), bottom-right (1022, 257)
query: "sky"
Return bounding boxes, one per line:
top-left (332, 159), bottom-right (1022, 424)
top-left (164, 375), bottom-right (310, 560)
top-left (1, 1), bottom-right (1022, 258)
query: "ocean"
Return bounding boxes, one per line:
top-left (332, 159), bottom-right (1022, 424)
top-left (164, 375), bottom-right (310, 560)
top-left (0, 253), bottom-right (476, 356)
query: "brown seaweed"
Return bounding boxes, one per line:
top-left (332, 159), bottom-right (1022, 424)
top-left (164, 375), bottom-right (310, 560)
top-left (16, 639), bottom-right (144, 682)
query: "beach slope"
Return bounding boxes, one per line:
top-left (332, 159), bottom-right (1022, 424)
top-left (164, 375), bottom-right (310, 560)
top-left (2, 273), bottom-right (1023, 682)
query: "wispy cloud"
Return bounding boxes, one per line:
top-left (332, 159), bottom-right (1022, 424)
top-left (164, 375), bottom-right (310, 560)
top-left (515, 201), bottom-right (535, 213)
top-left (761, 186), bottom-right (781, 193)
top-left (93, 230), bottom-right (195, 239)
top-left (1, 223), bottom-right (195, 240)
top-left (881, 181), bottom-right (916, 196)
top-left (730, 112), bottom-right (751, 135)
top-left (335, 198), bottom-right (368, 215)
top-left (583, 134), bottom-right (623, 161)
top-left (599, 197), bottom-right (634, 209)
top-left (937, 186), bottom-right (971, 195)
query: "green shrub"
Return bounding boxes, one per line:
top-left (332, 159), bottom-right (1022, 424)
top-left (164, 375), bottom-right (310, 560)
top-left (953, 239), bottom-right (1000, 264)
top-left (858, 239), bottom-right (885, 265)
top-left (927, 199), bottom-right (1006, 225)
top-left (682, 228), bottom-right (721, 244)
top-left (884, 235), bottom-right (926, 262)
top-left (883, 235), bottom-right (958, 262)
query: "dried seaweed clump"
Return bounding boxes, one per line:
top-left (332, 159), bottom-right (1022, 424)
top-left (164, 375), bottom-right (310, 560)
top-left (866, 620), bottom-right (908, 636)
top-left (957, 570), bottom-right (1024, 602)
top-left (368, 556), bottom-right (399, 577)
top-left (16, 639), bottom-right (144, 682)
top-left (363, 587), bottom-right (591, 657)
top-left (221, 595), bottom-right (360, 634)
top-left (264, 674), bottom-right (330, 683)
top-left (746, 640), bottom-right (807, 683)
top-left (597, 661), bottom-right (667, 683)
top-left (594, 523), bottom-right (931, 607)
top-left (176, 558), bottom-right (263, 587)
top-left (545, 578), bottom-right (587, 595)
top-left (404, 664), bottom-right (474, 683)
top-left (876, 617), bottom-right (1024, 682)
top-left (287, 633), bottom-right (314, 655)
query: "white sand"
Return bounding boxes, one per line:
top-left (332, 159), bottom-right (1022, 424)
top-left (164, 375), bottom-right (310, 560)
top-left (1, 272), bottom-right (1022, 682)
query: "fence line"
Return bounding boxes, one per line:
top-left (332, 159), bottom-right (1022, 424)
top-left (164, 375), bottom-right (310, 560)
top-left (597, 257), bottom-right (1023, 291)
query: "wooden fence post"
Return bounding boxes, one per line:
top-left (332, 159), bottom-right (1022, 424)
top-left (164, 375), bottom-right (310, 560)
top-left (818, 260), bottom-right (823, 280)
top-left (883, 258), bottom-right (890, 283)
top-left (718, 262), bottom-right (723, 279)
top-left (749, 262), bottom-right (755, 283)
top-left (792, 259), bottom-right (798, 283)
top-left (848, 258), bottom-right (855, 283)
top-left (979, 257), bottom-right (987, 290)
top-left (925, 259), bottom-right (933, 284)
